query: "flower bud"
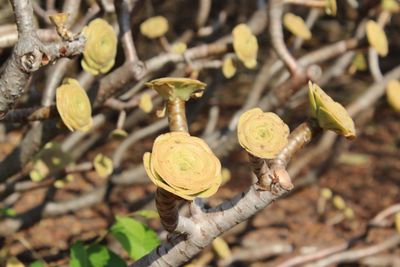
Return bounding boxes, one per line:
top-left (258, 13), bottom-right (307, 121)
top-left (140, 16), bottom-right (169, 39)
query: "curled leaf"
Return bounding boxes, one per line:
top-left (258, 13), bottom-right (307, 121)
top-left (232, 24), bottom-right (258, 69)
top-left (283, 13), bottom-right (312, 40)
top-left (171, 42), bottom-right (187, 54)
top-left (222, 57), bottom-right (236, 79)
top-left (140, 16), bottom-right (169, 39)
top-left (139, 92), bottom-right (153, 113)
top-left (93, 153), bottom-right (113, 178)
top-left (325, 0), bottom-right (337, 16)
top-left (386, 80), bottom-right (400, 112)
top-left (145, 77), bottom-right (206, 101)
top-left (143, 132), bottom-right (222, 200)
top-left (308, 81), bottom-right (356, 139)
top-left (81, 18), bottom-right (117, 75)
top-left (56, 78), bottom-right (93, 132)
top-left (366, 20), bottom-right (389, 57)
top-left (237, 108), bottom-right (289, 159)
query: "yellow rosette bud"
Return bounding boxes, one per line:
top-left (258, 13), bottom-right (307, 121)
top-left (366, 20), bottom-right (389, 57)
top-left (237, 108), bottom-right (289, 159)
top-left (386, 80), bottom-right (400, 112)
top-left (145, 77), bottom-right (206, 101)
top-left (143, 132), bottom-right (222, 200)
top-left (232, 24), bottom-right (258, 69)
top-left (283, 13), bottom-right (312, 40)
top-left (325, 0), bottom-right (337, 16)
top-left (171, 42), bottom-right (187, 54)
top-left (56, 78), bottom-right (93, 132)
top-left (308, 81), bottom-right (356, 139)
top-left (140, 16), bottom-right (169, 39)
top-left (81, 18), bottom-right (117, 75)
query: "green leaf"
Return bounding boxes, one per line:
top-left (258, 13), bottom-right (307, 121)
top-left (29, 261), bottom-right (45, 267)
top-left (110, 216), bottom-right (160, 260)
top-left (87, 244), bottom-right (126, 267)
top-left (0, 207), bottom-right (17, 216)
top-left (70, 241), bottom-right (90, 267)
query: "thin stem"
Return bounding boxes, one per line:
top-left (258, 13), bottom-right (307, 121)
top-left (284, 0), bottom-right (326, 8)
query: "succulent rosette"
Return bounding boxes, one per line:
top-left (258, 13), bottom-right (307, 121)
top-left (145, 77), bottom-right (206, 101)
top-left (81, 18), bottom-right (117, 75)
top-left (308, 81), bottom-right (356, 139)
top-left (232, 24), bottom-right (258, 69)
top-left (140, 16), bottom-right (169, 39)
top-left (56, 78), bottom-right (93, 132)
top-left (237, 108), bottom-right (290, 159)
top-left (143, 132), bottom-right (222, 200)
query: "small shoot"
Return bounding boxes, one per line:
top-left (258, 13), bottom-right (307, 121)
top-left (93, 153), bottom-right (114, 178)
top-left (386, 80), bottom-right (400, 112)
top-left (222, 57), bottom-right (236, 79)
top-left (140, 16), bottom-right (169, 39)
top-left (366, 20), bottom-right (389, 57)
top-left (283, 13), bottom-right (312, 40)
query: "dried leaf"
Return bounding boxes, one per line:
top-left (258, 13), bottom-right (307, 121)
top-left (140, 16), bottom-right (169, 39)
top-left (283, 13), bottom-right (312, 40)
top-left (308, 81), bottom-right (356, 139)
top-left (386, 80), bottom-right (400, 112)
top-left (56, 78), bottom-right (93, 132)
top-left (237, 108), bottom-right (289, 159)
top-left (232, 24), bottom-right (258, 69)
top-left (366, 20), bottom-right (389, 57)
top-left (143, 132), bottom-right (222, 200)
top-left (81, 18), bottom-right (117, 75)
top-left (222, 57), bottom-right (236, 79)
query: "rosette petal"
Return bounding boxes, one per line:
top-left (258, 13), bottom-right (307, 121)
top-left (143, 132), bottom-right (221, 200)
top-left (140, 16), bottom-right (169, 39)
top-left (56, 78), bottom-right (93, 132)
top-left (81, 18), bottom-right (117, 75)
top-left (237, 108), bottom-right (290, 159)
top-left (308, 81), bottom-right (356, 139)
top-left (145, 77), bottom-right (206, 101)
top-left (232, 24), bottom-right (258, 69)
